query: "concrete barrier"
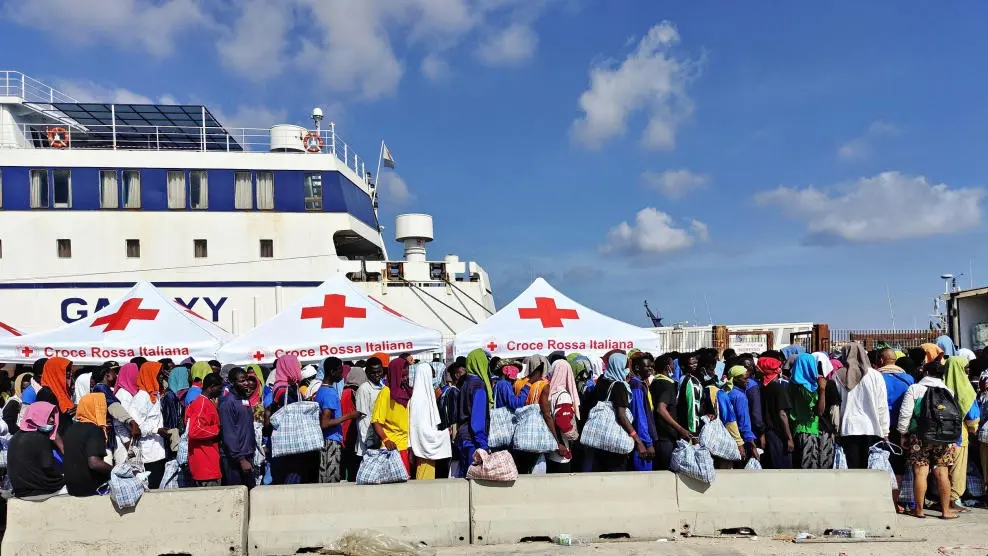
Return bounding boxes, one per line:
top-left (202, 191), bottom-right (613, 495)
top-left (676, 469), bottom-right (898, 536)
top-left (469, 472), bottom-right (683, 545)
top-left (248, 479), bottom-right (470, 555)
top-left (1, 486), bottom-right (248, 556)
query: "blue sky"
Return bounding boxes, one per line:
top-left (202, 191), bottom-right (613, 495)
top-left (4, 1), bottom-right (988, 329)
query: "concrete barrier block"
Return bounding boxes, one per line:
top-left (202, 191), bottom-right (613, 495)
top-left (676, 469), bottom-right (898, 536)
top-left (248, 479), bottom-right (470, 555)
top-left (1, 486), bottom-right (248, 556)
top-left (469, 472), bottom-right (683, 545)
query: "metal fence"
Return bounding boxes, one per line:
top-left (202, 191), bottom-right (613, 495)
top-left (652, 327), bottom-right (714, 353)
top-left (830, 329), bottom-right (937, 350)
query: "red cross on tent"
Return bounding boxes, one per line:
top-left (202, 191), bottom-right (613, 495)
top-left (20, 346), bottom-right (33, 358)
top-left (300, 294), bottom-right (367, 329)
top-left (90, 298), bottom-right (160, 332)
top-left (252, 351), bottom-right (265, 361)
top-left (486, 342), bottom-right (498, 351)
top-left (517, 297), bottom-right (579, 328)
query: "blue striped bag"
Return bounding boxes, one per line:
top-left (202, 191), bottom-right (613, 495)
top-left (511, 405), bottom-right (556, 453)
top-left (699, 416), bottom-right (741, 461)
top-left (356, 449), bottom-right (409, 485)
top-left (270, 400), bottom-right (323, 458)
top-left (580, 382), bottom-right (634, 455)
top-left (488, 407), bottom-right (516, 449)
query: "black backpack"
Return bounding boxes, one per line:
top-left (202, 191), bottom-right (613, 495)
top-left (917, 386), bottom-right (963, 445)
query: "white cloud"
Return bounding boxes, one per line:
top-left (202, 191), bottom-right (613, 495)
top-left (571, 21), bottom-right (698, 150)
top-left (210, 105), bottom-right (290, 131)
top-left (421, 54), bottom-right (451, 81)
top-left (216, 0), bottom-right (290, 81)
top-left (379, 172), bottom-right (413, 204)
top-left (476, 24), bottom-right (538, 65)
top-left (54, 80), bottom-right (175, 105)
top-left (755, 171), bottom-right (983, 243)
top-left (601, 207), bottom-right (708, 255)
top-left (837, 120), bottom-right (901, 161)
top-left (642, 169), bottom-right (708, 199)
top-left (4, 0), bottom-right (209, 57)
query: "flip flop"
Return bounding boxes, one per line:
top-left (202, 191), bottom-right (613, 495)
top-left (940, 514), bottom-right (960, 520)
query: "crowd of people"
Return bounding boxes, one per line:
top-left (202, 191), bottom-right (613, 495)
top-left (0, 335), bottom-right (985, 521)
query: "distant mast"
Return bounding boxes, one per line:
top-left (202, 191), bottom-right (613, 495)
top-left (644, 300), bottom-right (663, 327)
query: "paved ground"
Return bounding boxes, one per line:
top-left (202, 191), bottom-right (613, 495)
top-left (436, 508), bottom-right (988, 556)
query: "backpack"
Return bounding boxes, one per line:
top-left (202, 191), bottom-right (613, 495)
top-left (917, 386), bottom-right (963, 445)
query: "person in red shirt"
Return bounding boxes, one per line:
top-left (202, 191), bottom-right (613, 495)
top-left (186, 374), bottom-right (224, 486)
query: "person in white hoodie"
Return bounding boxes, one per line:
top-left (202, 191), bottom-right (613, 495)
top-left (834, 343), bottom-right (889, 469)
top-left (896, 361), bottom-right (957, 519)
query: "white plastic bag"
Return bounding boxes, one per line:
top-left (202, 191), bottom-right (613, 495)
top-left (867, 442), bottom-right (899, 490)
top-left (670, 439), bottom-right (716, 484)
top-left (332, 529), bottom-right (436, 556)
top-left (833, 445), bottom-right (848, 470)
top-left (744, 458), bottom-right (762, 470)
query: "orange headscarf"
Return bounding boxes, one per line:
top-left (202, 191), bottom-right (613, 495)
top-left (921, 343), bottom-right (944, 364)
top-left (137, 362), bottom-right (162, 403)
top-left (371, 352), bottom-right (390, 366)
top-left (76, 393), bottom-right (108, 428)
top-left (40, 357), bottom-right (74, 412)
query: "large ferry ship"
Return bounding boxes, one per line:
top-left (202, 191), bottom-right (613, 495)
top-left (0, 71), bottom-right (495, 345)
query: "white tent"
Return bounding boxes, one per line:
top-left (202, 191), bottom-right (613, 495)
top-left (0, 282), bottom-right (231, 365)
top-left (217, 274), bottom-right (443, 365)
top-left (0, 321), bottom-right (21, 338)
top-left (453, 277), bottom-right (660, 357)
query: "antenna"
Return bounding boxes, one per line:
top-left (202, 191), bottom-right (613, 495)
top-left (311, 107), bottom-right (323, 133)
top-left (886, 285), bottom-right (895, 328)
top-left (704, 294), bottom-right (713, 326)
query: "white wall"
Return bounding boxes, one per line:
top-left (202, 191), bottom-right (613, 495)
top-left (958, 295), bottom-right (988, 349)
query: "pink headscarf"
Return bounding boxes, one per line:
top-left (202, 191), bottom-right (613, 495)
top-left (829, 359), bottom-right (844, 379)
top-left (21, 401), bottom-right (59, 440)
top-left (274, 355), bottom-right (302, 391)
top-left (548, 359), bottom-right (580, 417)
top-left (114, 363), bottom-right (140, 396)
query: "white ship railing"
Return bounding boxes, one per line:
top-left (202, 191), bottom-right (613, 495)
top-left (0, 121), bottom-right (368, 179)
top-left (0, 71), bottom-right (78, 104)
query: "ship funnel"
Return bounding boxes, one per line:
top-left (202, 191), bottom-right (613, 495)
top-left (395, 214), bottom-right (434, 262)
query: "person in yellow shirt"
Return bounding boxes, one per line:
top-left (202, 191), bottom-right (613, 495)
top-left (372, 358), bottom-right (413, 474)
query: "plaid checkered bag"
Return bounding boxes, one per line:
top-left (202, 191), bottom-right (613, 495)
top-left (253, 421), bottom-right (266, 468)
top-left (670, 439), bottom-right (717, 484)
top-left (898, 466), bottom-right (915, 507)
top-left (488, 407), bottom-right (516, 449)
top-left (744, 457), bottom-right (762, 470)
top-left (467, 449), bottom-right (518, 482)
top-left (580, 382), bottom-right (634, 455)
top-left (967, 457), bottom-right (985, 497)
top-left (356, 449), bottom-right (410, 485)
top-left (270, 400), bottom-right (323, 458)
top-left (867, 442), bottom-right (899, 490)
top-left (511, 405), bottom-right (556, 453)
top-left (699, 416), bottom-right (742, 461)
top-left (109, 462), bottom-right (148, 509)
top-left (176, 419), bottom-right (189, 466)
top-left (834, 445), bottom-right (848, 469)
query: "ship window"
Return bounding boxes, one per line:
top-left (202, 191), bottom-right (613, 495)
top-left (30, 169), bottom-right (48, 208)
top-left (0, 239), bottom-right (3, 258)
top-left (257, 171), bottom-right (274, 210)
top-left (52, 169), bottom-right (71, 208)
top-left (259, 239), bottom-right (273, 258)
top-left (167, 171), bottom-right (186, 209)
top-left (0, 169), bottom-right (3, 208)
top-left (194, 239), bottom-right (207, 258)
top-left (99, 170), bottom-right (119, 208)
top-left (57, 239), bottom-right (71, 258)
top-left (126, 239), bottom-right (140, 258)
top-left (190, 170), bottom-right (208, 209)
top-left (234, 172), bottom-right (252, 209)
top-left (122, 170), bottom-right (141, 209)
top-left (304, 172), bottom-right (322, 211)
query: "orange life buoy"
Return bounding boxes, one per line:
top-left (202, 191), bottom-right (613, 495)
top-left (302, 132), bottom-right (323, 153)
top-left (47, 127), bottom-right (70, 148)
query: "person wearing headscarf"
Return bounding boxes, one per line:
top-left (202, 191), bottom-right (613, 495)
top-left (943, 355), bottom-right (979, 514)
top-left (88, 365), bottom-right (137, 465)
top-left (869, 349), bottom-right (913, 507)
top-left (650, 354), bottom-right (692, 470)
top-left (492, 360), bottom-right (527, 411)
top-left (340, 366), bottom-right (367, 482)
top-left (567, 353), bottom-right (593, 394)
top-left (371, 352), bottom-right (391, 366)
top-left (354, 357), bottom-right (386, 472)
top-left (62, 393), bottom-right (112, 496)
top-left (312, 358), bottom-right (358, 483)
top-left (626, 354), bottom-right (657, 471)
top-left (2, 372), bottom-right (34, 434)
top-left (538, 359), bottom-right (581, 473)
top-left (787, 353), bottom-right (828, 469)
top-left (126, 362), bottom-right (168, 488)
top-left (161, 365), bottom-right (190, 442)
top-left (72, 370), bottom-right (92, 404)
top-left (452, 350), bottom-right (491, 477)
top-left (409, 362), bottom-right (452, 480)
top-left (243, 365), bottom-right (263, 408)
top-left (372, 358), bottom-right (415, 475)
top-left (977, 370), bottom-right (988, 492)
top-left (936, 335), bottom-right (957, 358)
top-left (517, 354), bottom-right (550, 405)
top-left (956, 348), bottom-right (977, 362)
top-left (897, 358), bottom-right (958, 519)
top-left (722, 364), bottom-right (757, 464)
top-left (834, 343), bottom-right (889, 470)
top-left (921, 343), bottom-right (945, 365)
top-left (299, 365), bottom-right (319, 399)
top-left (593, 352), bottom-right (643, 472)
top-left (263, 356), bottom-right (316, 484)
top-left (756, 355), bottom-right (792, 469)
top-left (39, 357), bottom-right (75, 419)
top-left (7, 401), bottom-right (65, 499)
top-left (185, 361), bottom-right (212, 406)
